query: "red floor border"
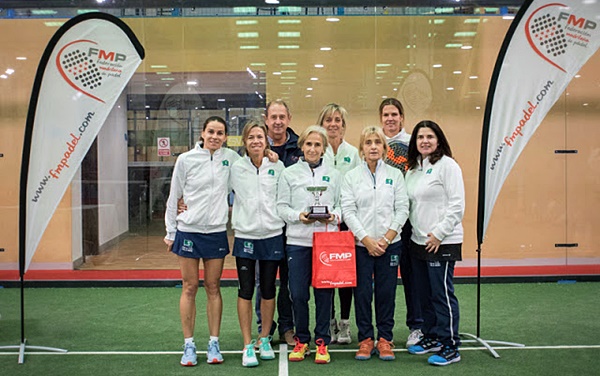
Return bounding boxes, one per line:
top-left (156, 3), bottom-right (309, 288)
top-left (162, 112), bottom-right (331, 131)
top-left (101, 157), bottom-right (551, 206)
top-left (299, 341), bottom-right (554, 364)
top-left (1, 264), bottom-right (598, 281)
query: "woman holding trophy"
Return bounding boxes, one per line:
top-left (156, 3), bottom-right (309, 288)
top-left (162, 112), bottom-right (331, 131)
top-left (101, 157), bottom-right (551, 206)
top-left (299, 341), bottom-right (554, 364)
top-left (277, 125), bottom-right (342, 364)
top-left (341, 126), bottom-right (409, 361)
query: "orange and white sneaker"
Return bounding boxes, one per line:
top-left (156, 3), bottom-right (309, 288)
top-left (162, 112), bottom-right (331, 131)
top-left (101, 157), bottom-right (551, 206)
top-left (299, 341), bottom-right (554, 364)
top-left (355, 338), bottom-right (375, 360)
top-left (289, 337), bottom-right (310, 362)
top-left (314, 338), bottom-right (330, 364)
top-left (376, 338), bottom-right (395, 361)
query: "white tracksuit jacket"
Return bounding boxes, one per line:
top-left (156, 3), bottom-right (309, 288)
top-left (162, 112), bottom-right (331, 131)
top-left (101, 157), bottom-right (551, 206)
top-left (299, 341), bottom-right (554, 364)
top-left (341, 159), bottom-right (409, 246)
top-left (164, 144), bottom-right (240, 241)
top-left (276, 158), bottom-right (342, 247)
top-left (323, 140), bottom-right (360, 176)
top-left (230, 156), bottom-right (286, 239)
top-left (405, 155), bottom-right (465, 245)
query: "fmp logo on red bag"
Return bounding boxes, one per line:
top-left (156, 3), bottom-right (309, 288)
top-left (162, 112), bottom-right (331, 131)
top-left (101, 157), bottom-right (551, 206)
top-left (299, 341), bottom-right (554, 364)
top-left (319, 251), bottom-right (353, 267)
top-left (56, 39), bottom-right (128, 103)
top-left (525, 3), bottom-right (598, 72)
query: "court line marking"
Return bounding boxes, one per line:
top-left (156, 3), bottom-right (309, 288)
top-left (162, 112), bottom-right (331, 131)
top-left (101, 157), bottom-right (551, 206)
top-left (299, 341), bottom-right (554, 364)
top-left (1, 344), bottom-right (599, 356)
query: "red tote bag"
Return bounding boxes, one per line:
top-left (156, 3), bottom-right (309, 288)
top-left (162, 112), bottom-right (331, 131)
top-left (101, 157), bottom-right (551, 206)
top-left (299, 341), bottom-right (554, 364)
top-left (312, 223), bottom-right (357, 289)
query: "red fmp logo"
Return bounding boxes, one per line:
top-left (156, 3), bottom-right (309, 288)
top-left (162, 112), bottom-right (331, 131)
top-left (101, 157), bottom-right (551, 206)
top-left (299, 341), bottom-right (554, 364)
top-left (525, 3), bottom-right (597, 72)
top-left (56, 39), bottom-right (128, 103)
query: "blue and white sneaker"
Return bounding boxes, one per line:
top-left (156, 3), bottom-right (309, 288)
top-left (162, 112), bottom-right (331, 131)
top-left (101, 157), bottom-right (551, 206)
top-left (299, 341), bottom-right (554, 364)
top-left (428, 345), bottom-right (461, 366)
top-left (258, 336), bottom-right (275, 360)
top-left (207, 339), bottom-right (224, 364)
top-left (180, 342), bottom-right (197, 366)
top-left (407, 337), bottom-right (443, 355)
top-left (243, 341), bottom-right (259, 367)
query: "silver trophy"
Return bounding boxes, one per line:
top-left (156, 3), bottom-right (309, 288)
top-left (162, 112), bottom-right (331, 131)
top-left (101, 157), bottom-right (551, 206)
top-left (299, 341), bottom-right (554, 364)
top-left (306, 186), bottom-right (330, 219)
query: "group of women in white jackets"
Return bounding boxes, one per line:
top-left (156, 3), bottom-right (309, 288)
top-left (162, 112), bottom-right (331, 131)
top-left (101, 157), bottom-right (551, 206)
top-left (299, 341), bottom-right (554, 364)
top-left (164, 99), bottom-right (465, 368)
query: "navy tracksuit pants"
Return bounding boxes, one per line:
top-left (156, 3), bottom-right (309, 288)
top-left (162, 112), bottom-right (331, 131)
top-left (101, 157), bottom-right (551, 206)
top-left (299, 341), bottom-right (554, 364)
top-left (354, 242), bottom-right (402, 342)
top-left (287, 245), bottom-right (333, 345)
top-left (413, 258), bottom-right (461, 347)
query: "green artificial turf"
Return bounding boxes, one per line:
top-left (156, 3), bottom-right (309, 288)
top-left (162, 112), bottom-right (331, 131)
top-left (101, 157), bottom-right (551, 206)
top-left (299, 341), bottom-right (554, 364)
top-left (0, 282), bottom-right (599, 375)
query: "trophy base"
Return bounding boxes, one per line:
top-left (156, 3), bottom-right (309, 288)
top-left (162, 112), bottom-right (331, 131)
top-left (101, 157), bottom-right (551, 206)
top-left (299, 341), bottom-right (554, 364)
top-left (308, 205), bottom-right (330, 220)
top-left (307, 213), bottom-right (331, 219)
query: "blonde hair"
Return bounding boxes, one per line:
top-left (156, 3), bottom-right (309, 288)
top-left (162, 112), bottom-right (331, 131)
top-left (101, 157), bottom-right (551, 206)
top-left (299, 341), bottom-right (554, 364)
top-left (358, 126), bottom-right (388, 160)
top-left (298, 125), bottom-right (329, 152)
top-left (241, 119), bottom-right (269, 156)
top-left (316, 103), bottom-right (348, 129)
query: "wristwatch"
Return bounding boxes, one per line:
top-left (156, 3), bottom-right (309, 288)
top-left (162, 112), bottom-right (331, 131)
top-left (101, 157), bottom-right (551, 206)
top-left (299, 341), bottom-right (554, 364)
top-left (383, 237), bottom-right (392, 245)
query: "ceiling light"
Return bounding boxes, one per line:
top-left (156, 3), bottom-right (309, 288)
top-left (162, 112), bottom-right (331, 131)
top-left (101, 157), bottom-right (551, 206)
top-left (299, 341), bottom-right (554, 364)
top-left (265, 0), bottom-right (279, 4)
top-left (280, 62), bottom-right (297, 66)
top-left (453, 71), bottom-right (462, 74)
top-left (446, 87), bottom-right (455, 91)
top-left (307, 87), bottom-right (313, 91)
top-left (454, 31), bottom-right (477, 37)
top-left (278, 45), bottom-right (299, 49)
top-left (0, 75), bottom-right (7, 79)
top-left (238, 32), bottom-right (259, 38)
top-left (326, 17), bottom-right (340, 22)
top-left (273, 72), bottom-right (282, 75)
top-left (278, 20), bottom-right (301, 24)
top-left (320, 47), bottom-right (332, 51)
top-left (306, 94), bottom-right (312, 98)
top-left (187, 81), bottom-right (198, 86)
top-left (469, 75), bottom-right (478, 79)
top-left (156, 71), bottom-right (172, 75)
top-left (151, 65), bottom-right (168, 69)
top-left (6, 69), bottom-right (15, 75)
top-left (314, 64), bottom-right (324, 68)
top-left (433, 64), bottom-right (442, 68)
top-left (281, 70), bottom-right (296, 73)
top-left (16, 57), bottom-right (27, 60)
top-left (278, 32), bottom-right (301, 38)
top-left (160, 78), bottom-right (175, 81)
top-left (236, 20), bottom-right (258, 25)
top-left (376, 64), bottom-right (391, 67)
top-left (461, 45), bottom-right (473, 50)
top-left (310, 77), bottom-right (318, 81)
top-left (240, 46), bottom-right (260, 49)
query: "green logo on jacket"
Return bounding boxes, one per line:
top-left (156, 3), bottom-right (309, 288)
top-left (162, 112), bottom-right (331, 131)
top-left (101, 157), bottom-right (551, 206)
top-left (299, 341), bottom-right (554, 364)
top-left (268, 169), bottom-right (275, 176)
top-left (426, 168), bottom-right (432, 174)
top-left (322, 176), bottom-right (330, 182)
top-left (222, 160), bottom-right (229, 166)
top-left (385, 178), bottom-right (393, 185)
top-left (343, 156), bottom-right (351, 163)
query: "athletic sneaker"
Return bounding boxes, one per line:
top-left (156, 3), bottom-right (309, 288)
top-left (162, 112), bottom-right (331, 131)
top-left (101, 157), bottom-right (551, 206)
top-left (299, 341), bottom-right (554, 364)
top-left (376, 338), bottom-right (395, 361)
top-left (180, 342), bottom-right (197, 366)
top-left (207, 339), bottom-right (224, 364)
top-left (408, 337), bottom-right (443, 355)
top-left (282, 329), bottom-right (296, 346)
top-left (242, 341), bottom-right (259, 367)
top-left (355, 338), bottom-right (375, 360)
top-left (314, 338), bottom-right (330, 364)
top-left (329, 319), bottom-right (339, 344)
top-left (406, 328), bottom-right (423, 348)
top-left (258, 336), bottom-right (275, 360)
top-left (288, 337), bottom-right (310, 362)
top-left (428, 345), bottom-right (461, 366)
top-left (337, 319), bottom-right (352, 344)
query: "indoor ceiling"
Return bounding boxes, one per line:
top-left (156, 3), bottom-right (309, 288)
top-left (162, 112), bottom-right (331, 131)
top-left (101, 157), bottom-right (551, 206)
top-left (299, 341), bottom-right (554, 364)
top-left (0, 1), bottom-right (525, 10)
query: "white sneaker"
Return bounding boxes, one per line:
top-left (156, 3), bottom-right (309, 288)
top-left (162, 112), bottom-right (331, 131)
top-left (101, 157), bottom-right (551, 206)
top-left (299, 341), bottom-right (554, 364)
top-left (337, 319), bottom-right (352, 344)
top-left (242, 342), bottom-right (259, 367)
top-left (406, 329), bottom-right (423, 348)
top-left (330, 319), bottom-right (339, 344)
